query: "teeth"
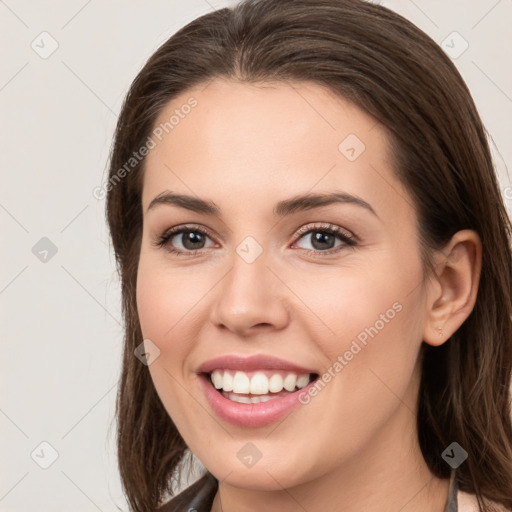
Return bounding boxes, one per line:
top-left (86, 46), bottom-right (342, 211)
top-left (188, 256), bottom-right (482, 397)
top-left (250, 372), bottom-right (268, 394)
top-left (233, 371), bottom-right (250, 394)
top-left (210, 370), bottom-right (313, 395)
top-left (224, 392), bottom-right (277, 404)
top-left (211, 371), bottom-right (223, 389)
top-left (296, 374), bottom-right (310, 389)
top-left (223, 372), bottom-right (233, 392)
top-left (269, 374), bottom-right (284, 393)
top-left (284, 373), bottom-right (297, 392)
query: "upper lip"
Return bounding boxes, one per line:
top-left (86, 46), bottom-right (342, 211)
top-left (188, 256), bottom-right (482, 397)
top-left (197, 355), bottom-right (318, 375)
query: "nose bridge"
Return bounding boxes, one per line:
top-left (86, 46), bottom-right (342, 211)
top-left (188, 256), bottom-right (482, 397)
top-left (210, 235), bottom-right (289, 334)
top-left (231, 236), bottom-right (269, 293)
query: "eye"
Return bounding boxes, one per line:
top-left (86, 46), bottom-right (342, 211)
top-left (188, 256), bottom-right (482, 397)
top-left (292, 223), bottom-right (356, 254)
top-left (152, 222), bottom-right (356, 257)
top-left (152, 225), bottom-right (217, 256)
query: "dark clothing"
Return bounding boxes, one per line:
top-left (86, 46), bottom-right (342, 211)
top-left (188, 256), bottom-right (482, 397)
top-left (158, 472), bottom-right (218, 512)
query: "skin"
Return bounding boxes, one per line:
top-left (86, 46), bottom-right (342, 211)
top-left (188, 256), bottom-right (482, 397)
top-left (136, 78), bottom-right (481, 512)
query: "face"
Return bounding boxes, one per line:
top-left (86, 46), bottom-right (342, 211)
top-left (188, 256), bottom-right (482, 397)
top-left (136, 78), bottom-right (430, 490)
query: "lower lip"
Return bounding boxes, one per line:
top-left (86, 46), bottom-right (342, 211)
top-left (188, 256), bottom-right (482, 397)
top-left (199, 374), bottom-right (318, 428)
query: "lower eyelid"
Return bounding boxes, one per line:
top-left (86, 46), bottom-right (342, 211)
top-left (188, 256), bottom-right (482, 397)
top-left (157, 225), bottom-right (355, 254)
top-left (293, 233), bottom-right (353, 251)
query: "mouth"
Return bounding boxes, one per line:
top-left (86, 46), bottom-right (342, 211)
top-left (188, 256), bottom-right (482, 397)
top-left (201, 369), bottom-right (320, 404)
top-left (196, 354), bottom-right (322, 426)
top-left (198, 368), bottom-right (321, 427)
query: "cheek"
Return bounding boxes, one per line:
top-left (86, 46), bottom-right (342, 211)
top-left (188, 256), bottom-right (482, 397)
top-left (269, 266), bottom-right (425, 475)
top-left (298, 257), bottom-right (423, 354)
top-left (136, 257), bottom-right (212, 341)
top-left (135, 257), bottom-right (216, 429)
top-left (296, 253), bottom-right (425, 414)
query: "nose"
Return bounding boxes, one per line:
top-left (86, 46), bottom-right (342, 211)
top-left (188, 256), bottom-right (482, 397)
top-left (209, 248), bottom-right (290, 337)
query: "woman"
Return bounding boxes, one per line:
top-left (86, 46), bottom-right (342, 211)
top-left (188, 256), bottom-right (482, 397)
top-left (105, 0), bottom-right (512, 510)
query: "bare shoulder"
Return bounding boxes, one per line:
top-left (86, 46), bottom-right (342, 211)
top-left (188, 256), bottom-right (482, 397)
top-left (458, 490), bottom-right (511, 512)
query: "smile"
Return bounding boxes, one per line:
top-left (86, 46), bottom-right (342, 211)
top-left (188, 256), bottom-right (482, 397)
top-left (209, 369), bottom-right (314, 403)
top-left (197, 359), bottom-right (320, 426)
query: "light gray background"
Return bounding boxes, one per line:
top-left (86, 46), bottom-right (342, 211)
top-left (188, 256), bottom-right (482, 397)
top-left (1, 1), bottom-right (511, 511)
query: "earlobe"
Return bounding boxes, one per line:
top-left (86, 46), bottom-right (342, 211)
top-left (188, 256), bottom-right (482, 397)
top-left (423, 230), bottom-right (482, 347)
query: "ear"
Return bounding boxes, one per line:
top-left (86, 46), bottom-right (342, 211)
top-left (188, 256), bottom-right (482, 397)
top-left (423, 229), bottom-right (482, 347)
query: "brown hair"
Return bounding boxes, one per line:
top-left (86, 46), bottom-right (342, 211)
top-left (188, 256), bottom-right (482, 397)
top-left (105, 0), bottom-right (512, 510)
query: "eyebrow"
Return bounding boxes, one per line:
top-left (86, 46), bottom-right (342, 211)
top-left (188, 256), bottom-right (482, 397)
top-left (146, 190), bottom-right (378, 218)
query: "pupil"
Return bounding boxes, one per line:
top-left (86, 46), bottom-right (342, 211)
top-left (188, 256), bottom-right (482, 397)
top-left (179, 230), bottom-right (335, 251)
top-left (183, 231), bottom-right (204, 250)
top-left (312, 231), bottom-right (334, 250)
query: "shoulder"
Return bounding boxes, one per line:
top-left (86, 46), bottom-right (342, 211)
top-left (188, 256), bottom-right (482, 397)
top-left (458, 490), bottom-right (511, 512)
top-left (156, 471), bottom-right (218, 512)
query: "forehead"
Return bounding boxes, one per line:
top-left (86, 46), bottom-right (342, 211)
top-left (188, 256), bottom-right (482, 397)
top-left (141, 78), bottom-right (411, 221)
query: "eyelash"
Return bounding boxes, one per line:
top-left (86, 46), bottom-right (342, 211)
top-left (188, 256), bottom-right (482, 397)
top-left (152, 222), bottom-right (357, 257)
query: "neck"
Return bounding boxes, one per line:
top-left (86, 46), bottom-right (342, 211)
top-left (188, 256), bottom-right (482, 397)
top-left (210, 400), bottom-right (450, 512)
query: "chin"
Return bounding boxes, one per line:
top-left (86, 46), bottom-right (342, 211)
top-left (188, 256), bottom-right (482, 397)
top-left (203, 449), bottom-right (320, 492)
